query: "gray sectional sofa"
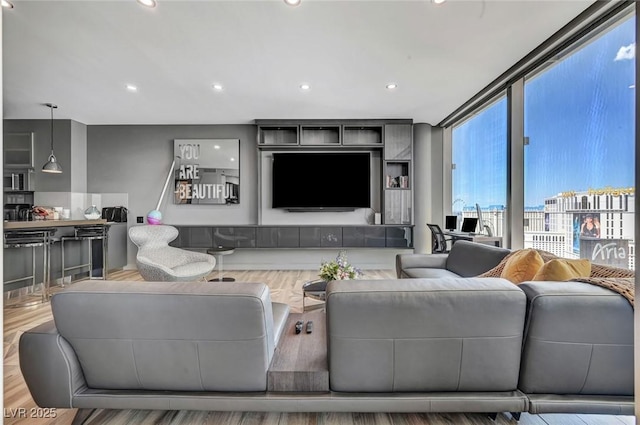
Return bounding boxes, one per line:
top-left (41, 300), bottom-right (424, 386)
top-left (396, 239), bottom-right (511, 279)
top-left (19, 249), bottom-right (634, 418)
top-left (396, 240), bottom-right (634, 415)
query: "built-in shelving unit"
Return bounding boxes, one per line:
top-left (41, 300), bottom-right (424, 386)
top-left (255, 119), bottom-right (413, 226)
top-left (383, 124), bottom-right (413, 224)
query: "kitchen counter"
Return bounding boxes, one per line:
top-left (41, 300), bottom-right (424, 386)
top-left (3, 219), bottom-right (108, 230)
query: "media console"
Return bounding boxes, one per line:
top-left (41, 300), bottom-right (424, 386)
top-left (168, 225), bottom-right (413, 249)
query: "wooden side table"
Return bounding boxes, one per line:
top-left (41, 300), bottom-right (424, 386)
top-left (206, 246), bottom-right (235, 282)
top-left (267, 311), bottom-right (328, 392)
top-left (302, 279), bottom-right (328, 312)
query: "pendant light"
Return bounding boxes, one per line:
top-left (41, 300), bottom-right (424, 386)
top-left (42, 103), bottom-right (62, 174)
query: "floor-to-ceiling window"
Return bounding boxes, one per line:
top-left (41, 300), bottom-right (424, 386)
top-left (524, 13), bottom-right (636, 269)
top-left (451, 96), bottom-right (507, 237)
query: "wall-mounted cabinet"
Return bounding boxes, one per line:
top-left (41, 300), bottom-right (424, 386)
top-left (255, 119), bottom-right (405, 150)
top-left (4, 132), bottom-right (35, 168)
top-left (384, 124), bottom-right (412, 160)
top-left (258, 125), bottom-right (299, 146)
top-left (300, 125), bottom-right (341, 146)
top-left (384, 190), bottom-right (412, 225)
top-left (171, 225), bottom-right (413, 249)
top-left (342, 125), bottom-right (383, 146)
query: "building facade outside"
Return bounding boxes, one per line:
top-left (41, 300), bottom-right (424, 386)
top-left (458, 186), bottom-right (635, 270)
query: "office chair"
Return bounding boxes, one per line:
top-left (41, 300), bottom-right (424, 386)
top-left (427, 224), bottom-right (453, 253)
top-left (129, 225), bottom-right (216, 281)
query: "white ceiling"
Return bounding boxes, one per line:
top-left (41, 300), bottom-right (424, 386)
top-left (3, 0), bottom-right (594, 126)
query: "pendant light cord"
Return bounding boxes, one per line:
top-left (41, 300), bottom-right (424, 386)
top-left (50, 105), bottom-right (54, 153)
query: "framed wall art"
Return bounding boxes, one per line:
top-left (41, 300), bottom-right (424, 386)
top-left (173, 139), bottom-right (240, 205)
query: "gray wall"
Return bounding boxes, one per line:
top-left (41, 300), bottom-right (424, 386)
top-left (4, 119), bottom-right (73, 192)
top-left (413, 123), bottom-right (444, 254)
top-left (87, 125), bottom-right (258, 267)
top-left (70, 120), bottom-right (87, 193)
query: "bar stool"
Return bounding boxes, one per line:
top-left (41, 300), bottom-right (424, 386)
top-left (207, 246), bottom-right (235, 282)
top-left (4, 228), bottom-right (55, 307)
top-left (60, 225), bottom-right (109, 283)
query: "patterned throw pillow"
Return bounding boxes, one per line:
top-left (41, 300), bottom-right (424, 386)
top-left (532, 258), bottom-right (591, 281)
top-left (499, 249), bottom-right (545, 284)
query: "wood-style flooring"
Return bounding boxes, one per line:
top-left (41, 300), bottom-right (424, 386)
top-left (3, 269), bottom-right (636, 425)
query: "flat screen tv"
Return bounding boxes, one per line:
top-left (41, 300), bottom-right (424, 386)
top-left (272, 152), bottom-right (371, 211)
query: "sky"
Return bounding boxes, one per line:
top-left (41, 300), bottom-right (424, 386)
top-left (452, 15), bottom-right (635, 210)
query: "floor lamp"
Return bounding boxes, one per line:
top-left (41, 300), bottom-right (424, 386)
top-left (147, 157), bottom-right (179, 224)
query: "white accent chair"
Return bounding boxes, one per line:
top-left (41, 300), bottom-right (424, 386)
top-left (129, 225), bottom-right (216, 281)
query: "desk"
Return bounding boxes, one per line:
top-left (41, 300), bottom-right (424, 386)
top-left (445, 232), bottom-right (503, 248)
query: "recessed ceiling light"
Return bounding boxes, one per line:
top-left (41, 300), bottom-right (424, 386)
top-left (137, 0), bottom-right (157, 8)
top-left (126, 84), bottom-right (138, 92)
top-left (212, 84), bottom-right (224, 91)
top-left (214, 145), bottom-right (221, 149)
top-left (300, 84), bottom-right (311, 91)
top-left (1, 0), bottom-right (14, 9)
top-left (386, 83), bottom-right (398, 90)
top-left (432, 0), bottom-right (446, 4)
top-left (230, 157), bottom-right (236, 162)
top-left (284, 0), bottom-right (301, 6)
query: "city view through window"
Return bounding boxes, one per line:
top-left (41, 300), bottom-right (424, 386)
top-left (452, 14), bottom-right (635, 269)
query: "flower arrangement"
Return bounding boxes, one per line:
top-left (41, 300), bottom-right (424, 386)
top-left (319, 250), bottom-right (363, 281)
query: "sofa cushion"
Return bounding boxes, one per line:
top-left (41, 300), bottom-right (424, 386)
top-left (327, 277), bottom-right (527, 393)
top-left (445, 240), bottom-right (511, 277)
top-left (479, 249), bottom-right (559, 278)
top-left (532, 258), bottom-right (591, 281)
top-left (500, 249), bottom-right (544, 284)
top-left (402, 268), bottom-right (462, 279)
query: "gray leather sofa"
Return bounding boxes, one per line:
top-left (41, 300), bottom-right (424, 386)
top-left (20, 281), bottom-right (290, 410)
top-left (21, 277), bottom-right (532, 415)
top-left (518, 281), bottom-right (634, 415)
top-left (396, 241), bottom-right (635, 415)
top-left (19, 274), bottom-right (633, 417)
top-left (396, 240), bottom-right (511, 279)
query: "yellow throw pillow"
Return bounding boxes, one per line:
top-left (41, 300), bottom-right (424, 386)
top-left (500, 249), bottom-right (544, 284)
top-left (532, 259), bottom-right (591, 281)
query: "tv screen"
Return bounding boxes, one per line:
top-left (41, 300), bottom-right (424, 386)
top-left (272, 152), bottom-right (371, 210)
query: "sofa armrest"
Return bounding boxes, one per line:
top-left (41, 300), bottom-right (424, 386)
top-left (19, 320), bottom-right (86, 408)
top-left (395, 253), bottom-right (448, 278)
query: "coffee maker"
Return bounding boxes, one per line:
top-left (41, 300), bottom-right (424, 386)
top-left (3, 203), bottom-right (32, 221)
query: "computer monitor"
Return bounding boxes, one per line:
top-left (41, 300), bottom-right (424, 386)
top-left (475, 203), bottom-right (484, 234)
top-left (461, 217), bottom-right (478, 233)
top-left (445, 215), bottom-right (457, 231)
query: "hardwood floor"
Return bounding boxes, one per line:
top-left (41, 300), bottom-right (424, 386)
top-left (3, 269), bottom-right (636, 425)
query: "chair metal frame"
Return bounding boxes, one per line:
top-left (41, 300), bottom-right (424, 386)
top-left (427, 223), bottom-right (453, 253)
